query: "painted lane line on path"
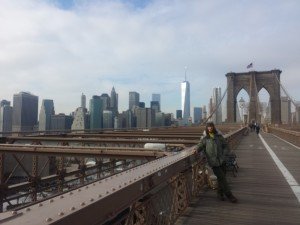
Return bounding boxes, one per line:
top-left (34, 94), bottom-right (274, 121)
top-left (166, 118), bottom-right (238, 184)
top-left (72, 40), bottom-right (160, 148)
top-left (259, 134), bottom-right (300, 204)
top-left (270, 133), bottom-right (300, 150)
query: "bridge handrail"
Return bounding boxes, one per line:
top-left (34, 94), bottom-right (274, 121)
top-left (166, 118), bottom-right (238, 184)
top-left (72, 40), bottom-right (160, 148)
top-left (0, 126), bottom-right (247, 225)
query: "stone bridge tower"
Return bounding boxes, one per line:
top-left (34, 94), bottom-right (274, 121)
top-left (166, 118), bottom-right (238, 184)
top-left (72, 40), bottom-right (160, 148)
top-left (226, 70), bottom-right (281, 124)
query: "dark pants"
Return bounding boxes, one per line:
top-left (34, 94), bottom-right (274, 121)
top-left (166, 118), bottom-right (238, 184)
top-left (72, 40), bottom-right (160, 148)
top-left (212, 163), bottom-right (231, 196)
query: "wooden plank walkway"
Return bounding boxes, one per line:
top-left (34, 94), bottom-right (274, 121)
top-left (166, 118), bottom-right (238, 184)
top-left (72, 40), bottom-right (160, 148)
top-left (176, 131), bottom-right (300, 225)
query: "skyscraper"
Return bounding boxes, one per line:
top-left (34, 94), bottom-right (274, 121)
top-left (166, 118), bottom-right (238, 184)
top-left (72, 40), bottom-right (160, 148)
top-left (81, 93), bottom-right (86, 109)
top-left (12, 92), bottom-right (38, 132)
top-left (0, 100), bottom-right (12, 136)
top-left (202, 105), bottom-right (207, 121)
top-left (100, 94), bottom-right (110, 110)
top-left (110, 87), bottom-right (118, 115)
top-left (71, 107), bottom-right (89, 131)
top-left (176, 110), bottom-right (182, 119)
top-left (181, 79), bottom-right (190, 124)
top-left (152, 94), bottom-right (161, 111)
top-left (212, 87), bottom-right (222, 124)
top-left (89, 95), bottom-right (103, 130)
top-left (194, 107), bottom-right (202, 124)
top-left (51, 114), bottom-right (73, 131)
top-left (129, 92), bottom-right (140, 110)
top-left (135, 108), bottom-right (155, 128)
top-left (103, 110), bottom-right (113, 129)
top-left (150, 101), bottom-right (160, 113)
top-left (39, 99), bottom-right (55, 131)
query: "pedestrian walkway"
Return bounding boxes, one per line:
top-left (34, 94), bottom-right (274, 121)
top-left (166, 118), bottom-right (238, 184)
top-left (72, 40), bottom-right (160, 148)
top-left (176, 131), bottom-right (300, 225)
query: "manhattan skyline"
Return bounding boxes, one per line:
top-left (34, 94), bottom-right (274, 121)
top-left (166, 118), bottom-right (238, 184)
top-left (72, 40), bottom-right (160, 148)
top-left (1, 0), bottom-right (300, 114)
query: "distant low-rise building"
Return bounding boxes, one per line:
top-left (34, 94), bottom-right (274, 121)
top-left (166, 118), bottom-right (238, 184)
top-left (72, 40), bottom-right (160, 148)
top-left (51, 114), bottom-right (73, 132)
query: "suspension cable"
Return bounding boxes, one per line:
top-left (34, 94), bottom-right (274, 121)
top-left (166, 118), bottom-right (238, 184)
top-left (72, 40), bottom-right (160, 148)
top-left (201, 87), bottom-right (228, 125)
top-left (274, 74), bottom-right (297, 107)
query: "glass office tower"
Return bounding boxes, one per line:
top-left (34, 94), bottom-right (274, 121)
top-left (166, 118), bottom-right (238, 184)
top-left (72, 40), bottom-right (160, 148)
top-left (129, 92), bottom-right (140, 110)
top-left (89, 95), bottom-right (103, 130)
top-left (39, 99), bottom-right (55, 131)
top-left (181, 80), bottom-right (190, 124)
top-left (12, 92), bottom-right (38, 132)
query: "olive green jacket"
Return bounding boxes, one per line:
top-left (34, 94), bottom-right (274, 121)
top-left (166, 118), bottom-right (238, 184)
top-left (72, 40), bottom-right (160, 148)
top-left (196, 132), bottom-right (229, 167)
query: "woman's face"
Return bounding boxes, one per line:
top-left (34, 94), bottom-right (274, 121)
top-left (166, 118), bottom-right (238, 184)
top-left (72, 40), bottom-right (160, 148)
top-left (207, 126), bottom-right (213, 133)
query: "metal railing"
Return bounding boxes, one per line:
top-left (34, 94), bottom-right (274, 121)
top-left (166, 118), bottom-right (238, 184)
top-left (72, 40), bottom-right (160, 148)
top-left (0, 126), bottom-right (247, 225)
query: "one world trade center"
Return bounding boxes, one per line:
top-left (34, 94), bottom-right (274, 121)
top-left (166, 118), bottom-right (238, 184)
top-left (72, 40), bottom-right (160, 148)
top-left (181, 77), bottom-right (190, 124)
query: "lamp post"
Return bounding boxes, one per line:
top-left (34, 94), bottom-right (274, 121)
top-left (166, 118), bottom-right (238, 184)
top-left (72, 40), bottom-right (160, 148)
top-left (239, 97), bottom-right (245, 124)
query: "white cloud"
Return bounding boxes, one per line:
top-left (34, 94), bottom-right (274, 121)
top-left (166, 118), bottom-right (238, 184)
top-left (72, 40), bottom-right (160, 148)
top-left (0, 0), bottom-right (300, 116)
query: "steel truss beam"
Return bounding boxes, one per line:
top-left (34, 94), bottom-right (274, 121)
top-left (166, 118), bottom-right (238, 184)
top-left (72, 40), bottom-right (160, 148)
top-left (0, 144), bottom-right (166, 159)
top-left (0, 127), bottom-right (247, 224)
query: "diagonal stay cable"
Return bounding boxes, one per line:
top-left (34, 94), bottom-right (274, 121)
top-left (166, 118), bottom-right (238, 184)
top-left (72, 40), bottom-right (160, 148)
top-left (201, 86), bottom-right (228, 125)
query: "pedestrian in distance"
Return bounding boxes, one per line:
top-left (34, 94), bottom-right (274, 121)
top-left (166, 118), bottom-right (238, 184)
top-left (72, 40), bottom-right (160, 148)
top-left (255, 123), bottom-right (260, 136)
top-left (194, 122), bottom-right (238, 203)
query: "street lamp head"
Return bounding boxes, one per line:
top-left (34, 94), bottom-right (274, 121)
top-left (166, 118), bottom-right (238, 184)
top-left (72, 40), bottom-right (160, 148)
top-left (239, 97), bottom-right (245, 109)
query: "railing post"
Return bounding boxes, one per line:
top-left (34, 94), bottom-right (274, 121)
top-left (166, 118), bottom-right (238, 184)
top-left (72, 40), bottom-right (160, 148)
top-left (30, 155), bottom-right (38, 202)
top-left (192, 160), bottom-right (208, 196)
top-left (57, 157), bottom-right (65, 193)
top-left (169, 173), bottom-right (189, 224)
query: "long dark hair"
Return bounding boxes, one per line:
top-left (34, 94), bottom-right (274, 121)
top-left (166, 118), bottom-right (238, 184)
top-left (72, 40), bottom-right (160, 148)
top-left (205, 122), bottom-right (217, 136)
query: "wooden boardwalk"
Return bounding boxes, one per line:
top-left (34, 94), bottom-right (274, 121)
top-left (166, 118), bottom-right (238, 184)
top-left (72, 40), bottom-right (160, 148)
top-left (176, 131), bottom-right (300, 225)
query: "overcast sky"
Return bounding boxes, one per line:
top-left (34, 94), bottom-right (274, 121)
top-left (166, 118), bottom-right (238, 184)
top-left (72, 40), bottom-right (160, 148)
top-left (1, 0), bottom-right (300, 115)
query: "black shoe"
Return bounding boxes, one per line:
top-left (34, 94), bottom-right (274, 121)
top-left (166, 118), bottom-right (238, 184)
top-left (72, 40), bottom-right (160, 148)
top-left (217, 193), bottom-right (225, 201)
top-left (226, 194), bottom-right (238, 203)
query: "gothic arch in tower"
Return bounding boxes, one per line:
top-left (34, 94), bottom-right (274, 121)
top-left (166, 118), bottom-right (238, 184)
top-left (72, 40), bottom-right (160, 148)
top-left (226, 70), bottom-right (282, 124)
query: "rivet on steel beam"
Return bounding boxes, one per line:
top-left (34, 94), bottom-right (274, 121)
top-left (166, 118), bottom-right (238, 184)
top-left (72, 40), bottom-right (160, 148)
top-left (78, 189), bottom-right (81, 192)
top-left (119, 185), bottom-right (122, 188)
top-left (80, 202), bottom-right (85, 206)
top-left (124, 182), bottom-right (127, 185)
top-left (69, 192), bottom-right (73, 195)
top-left (58, 212), bottom-right (64, 216)
top-left (25, 207), bottom-right (31, 212)
top-left (49, 199), bottom-right (54, 203)
top-left (106, 191), bottom-right (109, 194)
top-left (38, 203), bottom-right (43, 207)
top-left (60, 195), bottom-right (64, 199)
top-left (85, 186), bottom-right (89, 189)
top-left (90, 198), bottom-right (94, 202)
top-left (46, 218), bottom-right (53, 222)
top-left (93, 183), bottom-right (96, 186)
top-left (99, 181), bottom-right (102, 184)
top-left (98, 194), bottom-right (102, 198)
top-left (70, 206), bottom-right (76, 211)
top-left (11, 211), bottom-right (17, 215)
top-left (112, 188), bottom-right (116, 192)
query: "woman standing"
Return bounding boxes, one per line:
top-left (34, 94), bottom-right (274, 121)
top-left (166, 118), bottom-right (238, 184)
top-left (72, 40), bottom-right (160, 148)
top-left (195, 122), bottom-right (238, 203)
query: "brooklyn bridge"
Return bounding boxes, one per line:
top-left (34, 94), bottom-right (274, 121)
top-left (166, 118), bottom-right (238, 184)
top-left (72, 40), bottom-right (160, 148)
top-left (0, 70), bottom-right (300, 225)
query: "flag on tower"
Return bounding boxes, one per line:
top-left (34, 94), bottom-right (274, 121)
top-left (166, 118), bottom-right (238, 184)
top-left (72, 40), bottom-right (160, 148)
top-left (247, 63), bottom-right (253, 69)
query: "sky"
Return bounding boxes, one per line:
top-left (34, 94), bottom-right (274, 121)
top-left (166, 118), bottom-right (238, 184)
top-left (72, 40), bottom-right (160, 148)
top-left (1, 0), bottom-right (300, 116)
